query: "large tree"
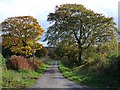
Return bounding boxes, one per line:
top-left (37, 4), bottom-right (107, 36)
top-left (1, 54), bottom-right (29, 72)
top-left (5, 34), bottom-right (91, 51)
top-left (1, 16), bottom-right (44, 57)
top-left (44, 4), bottom-right (118, 65)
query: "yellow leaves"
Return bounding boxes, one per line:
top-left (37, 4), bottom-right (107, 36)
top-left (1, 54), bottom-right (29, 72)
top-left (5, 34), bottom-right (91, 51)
top-left (10, 46), bottom-right (21, 54)
top-left (28, 23), bottom-right (34, 27)
top-left (2, 16), bottom-right (44, 56)
top-left (34, 42), bottom-right (43, 50)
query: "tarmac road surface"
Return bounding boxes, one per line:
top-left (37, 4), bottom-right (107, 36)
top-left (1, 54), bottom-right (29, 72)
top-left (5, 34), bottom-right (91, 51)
top-left (31, 60), bottom-right (86, 89)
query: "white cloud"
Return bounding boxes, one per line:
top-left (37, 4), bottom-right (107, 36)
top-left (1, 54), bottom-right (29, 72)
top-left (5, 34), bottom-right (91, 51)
top-left (0, 0), bottom-right (118, 22)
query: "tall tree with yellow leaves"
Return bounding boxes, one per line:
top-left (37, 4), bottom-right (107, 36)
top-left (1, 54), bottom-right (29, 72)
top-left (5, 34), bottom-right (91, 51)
top-left (1, 16), bottom-right (44, 57)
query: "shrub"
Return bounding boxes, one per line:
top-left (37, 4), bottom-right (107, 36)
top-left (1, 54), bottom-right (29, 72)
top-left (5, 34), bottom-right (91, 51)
top-left (7, 55), bottom-right (42, 71)
top-left (0, 53), bottom-right (6, 67)
top-left (79, 53), bottom-right (110, 74)
top-left (2, 47), bottom-right (13, 59)
top-left (35, 47), bottom-right (48, 58)
top-left (104, 57), bottom-right (120, 76)
top-left (33, 59), bottom-right (43, 67)
top-left (0, 53), bottom-right (7, 70)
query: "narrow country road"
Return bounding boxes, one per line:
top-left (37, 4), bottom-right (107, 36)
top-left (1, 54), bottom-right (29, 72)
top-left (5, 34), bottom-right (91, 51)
top-left (31, 60), bottom-right (86, 89)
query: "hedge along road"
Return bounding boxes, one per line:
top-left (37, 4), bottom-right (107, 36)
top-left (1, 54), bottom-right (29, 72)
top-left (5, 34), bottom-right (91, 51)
top-left (31, 60), bottom-right (87, 89)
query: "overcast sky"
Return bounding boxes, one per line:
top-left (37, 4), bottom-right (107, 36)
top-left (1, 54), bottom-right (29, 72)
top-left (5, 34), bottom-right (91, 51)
top-left (0, 0), bottom-right (119, 46)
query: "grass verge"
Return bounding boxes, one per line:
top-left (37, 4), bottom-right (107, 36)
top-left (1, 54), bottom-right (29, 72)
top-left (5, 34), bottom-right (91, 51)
top-left (2, 61), bottom-right (51, 88)
top-left (58, 61), bottom-right (120, 88)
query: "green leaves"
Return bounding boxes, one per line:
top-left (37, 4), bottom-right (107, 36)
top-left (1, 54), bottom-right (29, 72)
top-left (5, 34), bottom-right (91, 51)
top-left (45, 4), bottom-right (118, 65)
top-left (46, 4), bottom-right (117, 46)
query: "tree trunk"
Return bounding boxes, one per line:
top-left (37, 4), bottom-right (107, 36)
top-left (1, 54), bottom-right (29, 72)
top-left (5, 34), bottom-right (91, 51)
top-left (77, 44), bottom-right (82, 66)
top-left (78, 50), bottom-right (82, 65)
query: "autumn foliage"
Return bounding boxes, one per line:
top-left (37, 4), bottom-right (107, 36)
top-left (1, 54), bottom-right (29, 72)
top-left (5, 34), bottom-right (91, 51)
top-left (1, 16), bottom-right (44, 56)
top-left (7, 55), bottom-right (42, 71)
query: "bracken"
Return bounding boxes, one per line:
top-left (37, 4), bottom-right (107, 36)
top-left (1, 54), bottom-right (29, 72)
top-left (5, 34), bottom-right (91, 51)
top-left (7, 55), bottom-right (42, 71)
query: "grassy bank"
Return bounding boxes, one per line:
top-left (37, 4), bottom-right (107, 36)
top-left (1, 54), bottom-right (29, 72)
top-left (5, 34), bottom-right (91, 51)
top-left (59, 61), bottom-right (119, 88)
top-left (1, 54), bottom-right (51, 88)
top-left (2, 63), bottom-right (50, 88)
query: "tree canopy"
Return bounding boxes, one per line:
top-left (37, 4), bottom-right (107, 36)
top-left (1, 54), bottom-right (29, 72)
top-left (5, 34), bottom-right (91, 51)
top-left (44, 4), bottom-right (118, 65)
top-left (1, 16), bottom-right (44, 56)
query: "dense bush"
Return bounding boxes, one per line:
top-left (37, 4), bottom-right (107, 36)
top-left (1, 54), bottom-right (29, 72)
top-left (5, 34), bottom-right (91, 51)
top-left (7, 55), bottom-right (42, 71)
top-left (105, 57), bottom-right (120, 76)
top-left (79, 42), bottom-right (118, 73)
top-left (35, 47), bottom-right (48, 58)
top-left (78, 55), bottom-right (107, 74)
top-left (2, 47), bottom-right (13, 59)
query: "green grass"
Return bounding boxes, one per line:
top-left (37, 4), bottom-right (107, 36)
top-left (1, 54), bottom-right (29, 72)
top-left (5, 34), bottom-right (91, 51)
top-left (59, 61), bottom-right (120, 88)
top-left (0, 53), bottom-right (51, 88)
top-left (2, 70), bottom-right (37, 88)
top-left (2, 61), bottom-right (50, 88)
